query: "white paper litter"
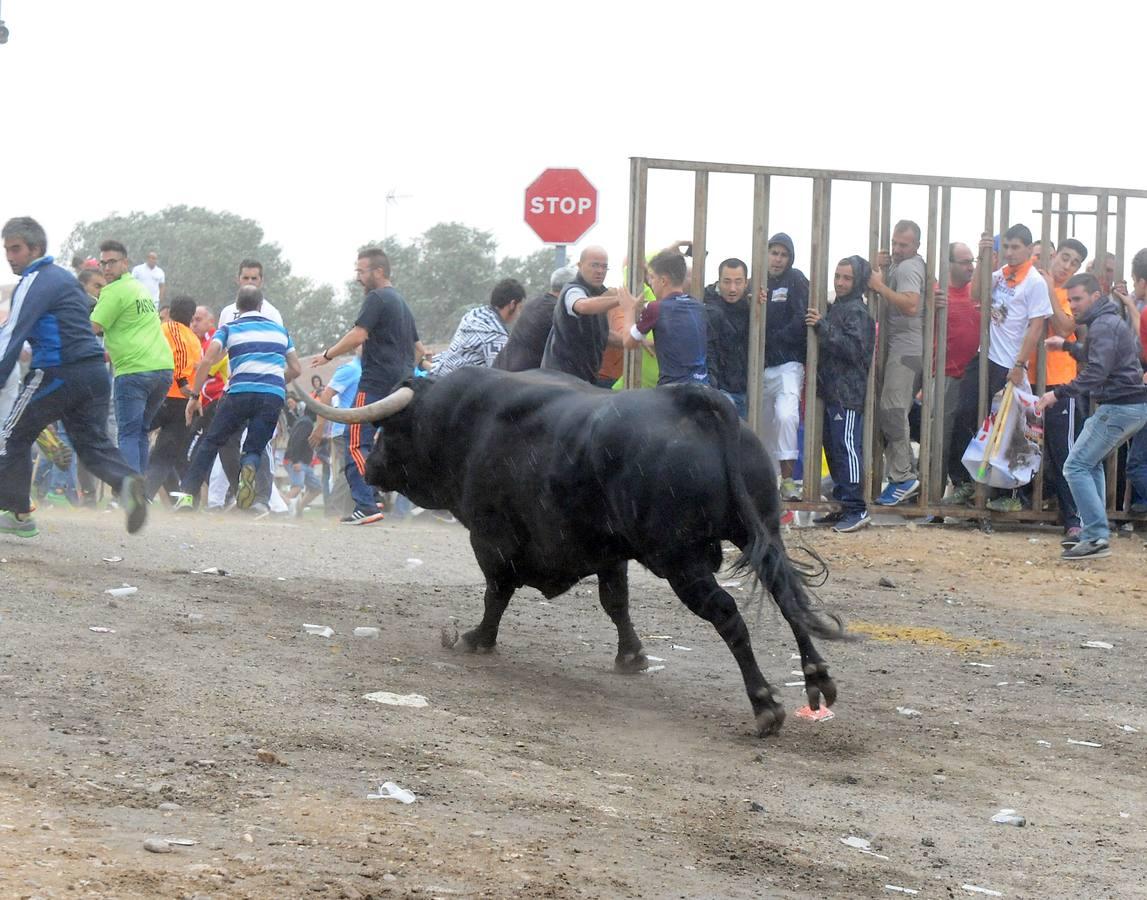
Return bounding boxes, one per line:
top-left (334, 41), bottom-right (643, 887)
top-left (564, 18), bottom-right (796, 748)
top-left (362, 692), bottom-right (429, 708)
top-left (101, 556), bottom-right (123, 563)
top-left (88, 627), bottom-right (116, 634)
top-left (165, 838), bottom-right (198, 846)
top-left (840, 835), bottom-right (890, 859)
top-left (1119, 724), bottom-right (1138, 733)
top-left (671, 644), bottom-right (692, 651)
top-left (1067, 739), bottom-right (1102, 748)
top-left (302, 624), bottom-right (334, 637)
top-left (962, 886), bottom-right (1003, 897)
top-left (367, 781), bottom-right (416, 803)
top-left (1081, 640), bottom-right (1114, 650)
top-left (885, 888), bottom-right (920, 896)
top-left (966, 662), bottom-right (995, 668)
top-left (643, 665), bottom-right (666, 673)
top-left (896, 707), bottom-right (922, 718)
top-left (403, 558), bottom-right (424, 569)
top-left (104, 586), bottom-right (137, 597)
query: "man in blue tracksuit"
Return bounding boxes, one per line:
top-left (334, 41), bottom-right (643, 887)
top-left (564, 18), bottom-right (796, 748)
top-left (0, 217), bottom-right (147, 538)
top-left (805, 255), bottom-right (876, 533)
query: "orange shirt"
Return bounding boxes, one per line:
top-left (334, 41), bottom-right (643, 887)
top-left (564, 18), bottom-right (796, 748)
top-left (163, 320), bottom-right (203, 399)
top-left (1030, 285), bottom-right (1075, 387)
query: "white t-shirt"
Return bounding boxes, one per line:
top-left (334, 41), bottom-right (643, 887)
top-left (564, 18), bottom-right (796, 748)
top-left (218, 297), bottom-right (283, 328)
top-left (131, 263), bottom-right (165, 302)
top-left (987, 264), bottom-right (1052, 370)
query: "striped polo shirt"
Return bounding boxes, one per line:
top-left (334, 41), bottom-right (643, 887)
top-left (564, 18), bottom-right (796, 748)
top-left (212, 312), bottom-right (294, 399)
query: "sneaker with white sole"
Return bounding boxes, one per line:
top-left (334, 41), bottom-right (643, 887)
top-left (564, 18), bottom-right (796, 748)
top-left (341, 508), bottom-right (384, 526)
top-left (941, 481), bottom-right (977, 506)
top-left (876, 478), bottom-right (920, 506)
top-left (1061, 539), bottom-right (1111, 561)
top-left (0, 509), bottom-right (39, 538)
top-left (833, 510), bottom-right (872, 533)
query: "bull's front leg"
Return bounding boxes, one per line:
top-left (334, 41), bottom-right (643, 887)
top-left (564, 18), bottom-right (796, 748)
top-left (453, 575), bottom-right (514, 654)
top-left (667, 567), bottom-right (785, 736)
top-left (597, 563), bottom-right (647, 674)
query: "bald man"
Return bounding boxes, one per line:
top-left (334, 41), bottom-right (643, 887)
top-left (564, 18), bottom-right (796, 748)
top-left (541, 246), bottom-right (621, 384)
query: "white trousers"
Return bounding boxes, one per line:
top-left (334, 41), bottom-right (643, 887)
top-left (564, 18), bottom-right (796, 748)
top-left (761, 361), bottom-right (803, 463)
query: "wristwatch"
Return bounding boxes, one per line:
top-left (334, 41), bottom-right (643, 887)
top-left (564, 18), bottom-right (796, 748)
top-left (321, 348), bottom-right (331, 361)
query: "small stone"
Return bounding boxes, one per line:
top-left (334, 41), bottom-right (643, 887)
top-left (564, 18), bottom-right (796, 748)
top-left (382, 873), bottom-right (397, 882)
top-left (40, 823), bottom-right (52, 830)
top-left (879, 576), bottom-right (896, 588)
top-left (158, 802), bottom-right (182, 811)
top-left (749, 801), bottom-right (765, 813)
top-left (143, 838), bottom-right (173, 854)
top-left (242, 833), bottom-right (254, 843)
top-left (256, 748), bottom-right (283, 766)
top-left (469, 830), bottom-right (487, 838)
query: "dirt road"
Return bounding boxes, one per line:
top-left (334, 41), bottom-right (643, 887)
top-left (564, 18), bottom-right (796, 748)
top-left (1, 509), bottom-right (1144, 898)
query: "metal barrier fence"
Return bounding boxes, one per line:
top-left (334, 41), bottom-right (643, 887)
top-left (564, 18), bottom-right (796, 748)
top-left (623, 157), bottom-right (1147, 522)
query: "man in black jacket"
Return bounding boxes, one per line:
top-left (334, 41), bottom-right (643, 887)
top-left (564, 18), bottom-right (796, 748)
top-left (759, 233), bottom-right (809, 498)
top-left (493, 265), bottom-right (576, 372)
top-left (1038, 272), bottom-right (1147, 560)
top-left (703, 257), bottom-right (752, 418)
top-left (805, 256), bottom-right (876, 533)
top-left (541, 247), bottom-right (619, 383)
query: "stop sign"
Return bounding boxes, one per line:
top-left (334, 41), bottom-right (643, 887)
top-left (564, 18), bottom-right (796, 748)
top-left (524, 168), bottom-right (598, 244)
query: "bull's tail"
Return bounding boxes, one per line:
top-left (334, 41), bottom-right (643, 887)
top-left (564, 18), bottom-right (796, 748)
top-left (695, 391), bottom-right (846, 642)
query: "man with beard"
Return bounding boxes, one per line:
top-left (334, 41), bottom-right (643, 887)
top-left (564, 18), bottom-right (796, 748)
top-left (759, 233), bottom-right (810, 498)
top-left (704, 257), bottom-right (752, 418)
top-left (806, 256), bottom-right (876, 533)
top-left (541, 246), bottom-right (620, 384)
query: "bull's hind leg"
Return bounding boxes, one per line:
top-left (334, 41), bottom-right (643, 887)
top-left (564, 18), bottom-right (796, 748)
top-left (667, 567), bottom-right (785, 736)
top-left (597, 563), bottom-right (647, 674)
top-left (454, 574), bottom-right (514, 654)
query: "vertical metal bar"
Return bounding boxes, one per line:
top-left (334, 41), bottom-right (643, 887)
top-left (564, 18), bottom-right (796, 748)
top-left (803, 178), bottom-right (830, 502)
top-left (918, 184), bottom-right (939, 508)
top-left (1095, 193), bottom-right (1118, 510)
top-left (929, 187), bottom-right (952, 502)
top-left (871, 181), bottom-right (893, 498)
top-left (747, 174), bottom-right (769, 438)
top-left (623, 158), bottom-right (647, 390)
top-left (1057, 192), bottom-right (1069, 244)
top-left (1116, 195), bottom-right (1127, 284)
top-left (974, 189), bottom-right (996, 511)
top-left (691, 171), bottom-right (708, 300)
top-left (1032, 191), bottom-right (1053, 514)
top-left (862, 182), bottom-right (882, 505)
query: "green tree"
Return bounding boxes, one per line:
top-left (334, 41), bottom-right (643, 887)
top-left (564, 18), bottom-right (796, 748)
top-left (497, 247), bottom-right (560, 297)
top-left (61, 205), bottom-right (338, 350)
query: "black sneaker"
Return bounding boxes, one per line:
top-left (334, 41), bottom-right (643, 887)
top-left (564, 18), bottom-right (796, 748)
top-left (813, 510), bottom-right (844, 526)
top-left (340, 508), bottom-right (384, 526)
top-left (833, 510), bottom-right (872, 533)
top-left (1061, 539), bottom-right (1111, 561)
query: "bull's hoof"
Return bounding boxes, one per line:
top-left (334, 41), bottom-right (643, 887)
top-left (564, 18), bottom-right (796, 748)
top-left (456, 629), bottom-right (497, 654)
top-left (753, 691), bottom-right (786, 737)
top-left (803, 662), bottom-right (838, 709)
top-left (613, 650), bottom-right (649, 674)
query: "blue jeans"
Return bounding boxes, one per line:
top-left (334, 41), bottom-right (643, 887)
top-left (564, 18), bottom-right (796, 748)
top-left (180, 391), bottom-right (283, 499)
top-left (1063, 401), bottom-right (1147, 543)
top-left (115, 369), bottom-right (172, 473)
top-left (1125, 425), bottom-right (1147, 507)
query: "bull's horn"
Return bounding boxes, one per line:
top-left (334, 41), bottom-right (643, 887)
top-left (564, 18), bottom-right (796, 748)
top-left (297, 385), bottom-right (414, 424)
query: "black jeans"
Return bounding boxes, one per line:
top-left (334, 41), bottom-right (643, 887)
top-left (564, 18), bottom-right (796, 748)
top-left (145, 396), bottom-right (198, 501)
top-left (0, 360), bottom-right (137, 514)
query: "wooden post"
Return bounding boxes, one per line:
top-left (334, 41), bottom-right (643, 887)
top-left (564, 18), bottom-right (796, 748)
top-left (929, 187), bottom-right (952, 502)
top-left (974, 189), bottom-right (997, 511)
top-left (623, 158), bottom-right (647, 390)
top-left (747, 175), bottom-right (770, 438)
top-left (862, 182), bottom-right (882, 504)
top-left (918, 185), bottom-right (939, 508)
top-left (803, 178), bottom-right (830, 502)
top-left (1095, 193), bottom-right (1118, 510)
top-left (1031, 192), bottom-right (1054, 514)
top-left (691, 172), bottom-right (708, 300)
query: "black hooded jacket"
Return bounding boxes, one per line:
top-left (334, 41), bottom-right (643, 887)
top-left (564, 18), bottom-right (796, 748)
top-left (764, 232), bottom-right (810, 368)
top-left (814, 255), bottom-right (875, 409)
top-left (1056, 297), bottom-right (1147, 406)
top-left (702, 282), bottom-right (752, 394)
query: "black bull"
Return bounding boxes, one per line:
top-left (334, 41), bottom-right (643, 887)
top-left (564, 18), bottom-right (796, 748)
top-left (300, 368), bottom-right (846, 736)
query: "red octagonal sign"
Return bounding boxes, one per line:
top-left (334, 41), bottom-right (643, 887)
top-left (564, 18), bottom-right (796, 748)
top-left (524, 168), bottom-right (598, 245)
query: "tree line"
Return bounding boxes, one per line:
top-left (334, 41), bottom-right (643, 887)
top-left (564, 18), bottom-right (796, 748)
top-left (62, 206), bottom-right (556, 351)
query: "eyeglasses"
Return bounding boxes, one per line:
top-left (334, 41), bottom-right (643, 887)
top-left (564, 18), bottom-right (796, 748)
top-left (99, 257), bottom-right (125, 267)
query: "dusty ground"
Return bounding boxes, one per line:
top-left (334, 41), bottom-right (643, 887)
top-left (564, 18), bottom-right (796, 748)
top-left (1, 506), bottom-right (1145, 899)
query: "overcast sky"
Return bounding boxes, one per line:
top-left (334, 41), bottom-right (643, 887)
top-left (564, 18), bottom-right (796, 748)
top-left (4, 1), bottom-right (1146, 301)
